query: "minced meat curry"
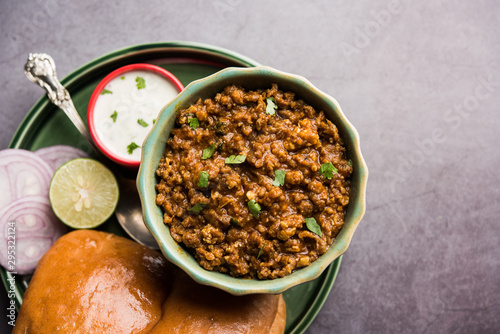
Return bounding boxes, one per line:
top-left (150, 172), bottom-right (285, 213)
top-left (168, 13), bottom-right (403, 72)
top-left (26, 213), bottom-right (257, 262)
top-left (155, 84), bottom-right (352, 279)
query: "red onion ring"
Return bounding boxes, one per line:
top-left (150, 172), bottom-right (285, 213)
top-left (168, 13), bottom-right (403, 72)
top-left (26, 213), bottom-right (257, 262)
top-left (35, 145), bottom-right (90, 173)
top-left (0, 149), bottom-right (53, 210)
top-left (0, 196), bottom-right (67, 274)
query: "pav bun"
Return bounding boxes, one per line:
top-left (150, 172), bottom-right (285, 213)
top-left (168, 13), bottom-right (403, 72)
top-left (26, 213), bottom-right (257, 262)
top-left (149, 270), bottom-right (286, 333)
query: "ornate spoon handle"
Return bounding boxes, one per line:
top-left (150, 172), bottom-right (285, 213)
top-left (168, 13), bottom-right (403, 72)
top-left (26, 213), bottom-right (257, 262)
top-left (24, 53), bottom-right (95, 148)
top-left (23, 53), bottom-right (157, 248)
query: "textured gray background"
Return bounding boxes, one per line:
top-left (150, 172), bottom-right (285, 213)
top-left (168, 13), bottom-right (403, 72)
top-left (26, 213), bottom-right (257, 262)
top-left (1, 0), bottom-right (499, 333)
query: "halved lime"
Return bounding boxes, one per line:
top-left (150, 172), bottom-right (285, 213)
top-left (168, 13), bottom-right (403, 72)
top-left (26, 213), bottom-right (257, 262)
top-left (49, 158), bottom-right (119, 229)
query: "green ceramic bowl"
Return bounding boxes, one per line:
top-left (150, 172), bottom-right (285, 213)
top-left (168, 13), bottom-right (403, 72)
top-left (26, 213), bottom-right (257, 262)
top-left (137, 66), bottom-right (368, 295)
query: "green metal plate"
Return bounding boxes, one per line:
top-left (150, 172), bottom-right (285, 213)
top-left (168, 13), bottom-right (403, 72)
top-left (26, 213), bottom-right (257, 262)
top-left (0, 41), bottom-right (341, 334)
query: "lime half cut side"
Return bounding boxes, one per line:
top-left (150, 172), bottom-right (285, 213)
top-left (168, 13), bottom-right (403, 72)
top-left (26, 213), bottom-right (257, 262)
top-left (49, 158), bottom-right (119, 229)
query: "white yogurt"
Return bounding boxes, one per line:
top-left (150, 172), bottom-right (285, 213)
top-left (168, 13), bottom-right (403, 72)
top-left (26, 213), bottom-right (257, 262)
top-left (93, 70), bottom-right (180, 161)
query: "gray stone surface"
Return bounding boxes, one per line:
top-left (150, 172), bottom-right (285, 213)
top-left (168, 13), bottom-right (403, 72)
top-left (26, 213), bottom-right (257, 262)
top-left (1, 0), bottom-right (499, 333)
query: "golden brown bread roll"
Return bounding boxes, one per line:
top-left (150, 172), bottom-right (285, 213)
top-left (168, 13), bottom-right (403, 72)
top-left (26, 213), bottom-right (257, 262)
top-left (14, 230), bottom-right (173, 334)
top-left (149, 271), bottom-right (286, 334)
top-left (270, 296), bottom-right (287, 334)
top-left (14, 230), bottom-right (286, 333)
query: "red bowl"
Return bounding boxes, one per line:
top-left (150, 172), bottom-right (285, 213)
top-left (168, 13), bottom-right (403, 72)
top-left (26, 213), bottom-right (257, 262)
top-left (88, 64), bottom-right (184, 169)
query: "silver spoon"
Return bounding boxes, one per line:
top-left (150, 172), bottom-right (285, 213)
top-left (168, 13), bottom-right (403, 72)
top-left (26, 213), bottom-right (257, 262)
top-left (24, 53), bottom-right (159, 249)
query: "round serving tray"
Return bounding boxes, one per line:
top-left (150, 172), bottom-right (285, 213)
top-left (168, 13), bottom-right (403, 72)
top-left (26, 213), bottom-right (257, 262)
top-left (0, 41), bottom-right (341, 334)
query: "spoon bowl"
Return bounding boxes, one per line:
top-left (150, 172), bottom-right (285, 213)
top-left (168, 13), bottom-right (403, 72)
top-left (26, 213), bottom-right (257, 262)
top-left (114, 178), bottom-right (158, 247)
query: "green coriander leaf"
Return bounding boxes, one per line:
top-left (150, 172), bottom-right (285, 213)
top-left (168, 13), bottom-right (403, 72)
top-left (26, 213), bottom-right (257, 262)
top-left (110, 110), bottom-right (118, 123)
top-left (319, 162), bottom-right (338, 180)
top-left (225, 155), bottom-right (246, 164)
top-left (152, 119), bottom-right (156, 124)
top-left (305, 217), bottom-right (322, 237)
top-left (248, 200), bottom-right (261, 218)
top-left (266, 96), bottom-right (277, 116)
top-left (120, 76), bottom-right (125, 80)
top-left (257, 244), bottom-right (265, 259)
top-left (188, 117), bottom-right (199, 130)
top-left (272, 170), bottom-right (286, 187)
top-left (100, 89), bottom-right (112, 95)
top-left (198, 171), bottom-right (209, 188)
top-left (189, 202), bottom-right (207, 214)
top-left (137, 119), bottom-right (149, 127)
top-left (348, 159), bottom-right (353, 167)
top-left (127, 142), bottom-right (140, 155)
top-left (135, 76), bottom-right (146, 89)
top-left (202, 144), bottom-right (216, 159)
top-left (230, 217), bottom-right (241, 227)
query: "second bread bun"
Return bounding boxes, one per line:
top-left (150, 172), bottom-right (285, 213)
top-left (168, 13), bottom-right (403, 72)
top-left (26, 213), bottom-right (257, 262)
top-left (150, 271), bottom-right (286, 333)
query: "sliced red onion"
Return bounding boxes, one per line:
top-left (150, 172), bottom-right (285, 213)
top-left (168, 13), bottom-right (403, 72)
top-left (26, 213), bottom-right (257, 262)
top-left (0, 196), bottom-right (67, 274)
top-left (0, 166), bottom-right (13, 213)
top-left (0, 149), bottom-right (53, 210)
top-left (35, 145), bottom-right (90, 173)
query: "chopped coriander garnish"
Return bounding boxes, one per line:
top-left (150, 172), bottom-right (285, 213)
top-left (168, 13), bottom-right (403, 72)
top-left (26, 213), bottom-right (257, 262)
top-left (110, 110), bottom-right (118, 123)
top-left (127, 142), bottom-right (140, 155)
top-left (135, 76), bottom-right (146, 89)
top-left (202, 144), bottom-right (216, 159)
top-left (348, 159), bottom-right (353, 167)
top-left (152, 119), bottom-right (156, 124)
top-left (305, 217), bottom-right (322, 237)
top-left (257, 244), bottom-right (265, 259)
top-left (100, 89), bottom-right (112, 95)
top-left (272, 170), bottom-right (286, 187)
top-left (137, 119), bottom-right (149, 127)
top-left (189, 202), bottom-right (207, 214)
top-left (266, 96), bottom-right (277, 116)
top-left (230, 217), bottom-right (241, 227)
top-left (248, 200), bottom-right (261, 218)
top-left (188, 117), bottom-right (199, 130)
top-left (198, 171), bottom-right (209, 188)
top-left (319, 162), bottom-right (338, 180)
top-left (120, 76), bottom-right (125, 80)
top-left (225, 155), bottom-right (246, 164)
